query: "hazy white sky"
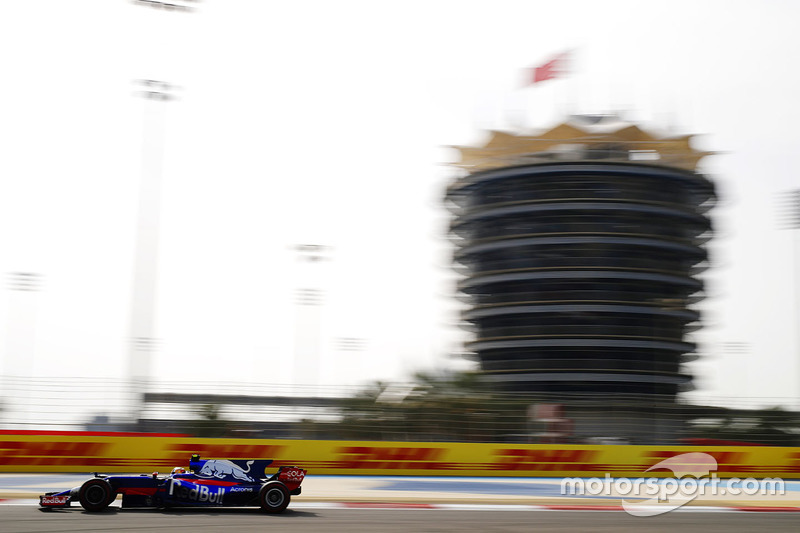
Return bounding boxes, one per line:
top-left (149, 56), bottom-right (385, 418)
top-left (1, 0), bottom-right (799, 407)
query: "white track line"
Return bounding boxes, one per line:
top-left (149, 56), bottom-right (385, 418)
top-left (5, 500), bottom-right (799, 512)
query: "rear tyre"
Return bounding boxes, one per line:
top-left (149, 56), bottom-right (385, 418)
top-left (78, 479), bottom-right (114, 512)
top-left (259, 482), bottom-right (290, 513)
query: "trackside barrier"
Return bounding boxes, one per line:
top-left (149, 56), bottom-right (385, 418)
top-left (1, 432), bottom-right (799, 477)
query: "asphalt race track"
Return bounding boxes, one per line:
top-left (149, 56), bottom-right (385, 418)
top-left (2, 505), bottom-right (799, 533)
top-left (3, 475), bottom-right (799, 531)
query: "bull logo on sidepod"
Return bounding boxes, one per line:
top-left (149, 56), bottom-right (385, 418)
top-left (199, 459), bottom-right (256, 482)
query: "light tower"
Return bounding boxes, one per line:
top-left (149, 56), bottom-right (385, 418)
top-left (292, 245), bottom-right (332, 388)
top-left (126, 0), bottom-right (196, 425)
top-left (2, 272), bottom-right (43, 429)
top-left (126, 80), bottom-right (179, 422)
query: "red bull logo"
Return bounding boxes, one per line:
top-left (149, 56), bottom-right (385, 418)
top-left (168, 479), bottom-right (225, 504)
top-left (39, 495), bottom-right (69, 506)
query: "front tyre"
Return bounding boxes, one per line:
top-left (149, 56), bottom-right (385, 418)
top-left (78, 479), bottom-right (114, 512)
top-left (259, 482), bottom-right (290, 513)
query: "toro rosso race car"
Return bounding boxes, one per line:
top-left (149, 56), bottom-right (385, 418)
top-left (39, 455), bottom-right (306, 513)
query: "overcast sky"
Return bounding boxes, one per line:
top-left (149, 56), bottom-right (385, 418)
top-left (1, 1), bottom-right (799, 409)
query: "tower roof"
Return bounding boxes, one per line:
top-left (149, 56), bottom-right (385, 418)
top-left (450, 116), bottom-right (712, 173)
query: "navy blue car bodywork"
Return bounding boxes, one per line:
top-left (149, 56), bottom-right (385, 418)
top-left (39, 455), bottom-right (306, 513)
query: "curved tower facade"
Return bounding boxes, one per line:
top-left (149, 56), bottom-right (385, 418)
top-left (446, 118), bottom-right (715, 397)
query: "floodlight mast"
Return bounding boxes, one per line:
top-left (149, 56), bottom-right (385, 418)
top-left (126, 0), bottom-right (197, 427)
top-left (779, 190), bottom-right (800, 399)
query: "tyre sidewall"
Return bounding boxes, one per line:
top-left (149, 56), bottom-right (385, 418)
top-left (78, 479), bottom-right (114, 512)
top-left (259, 482), bottom-right (290, 513)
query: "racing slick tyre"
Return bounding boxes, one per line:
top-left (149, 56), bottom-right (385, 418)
top-left (78, 479), bottom-right (115, 512)
top-left (259, 482), bottom-right (290, 513)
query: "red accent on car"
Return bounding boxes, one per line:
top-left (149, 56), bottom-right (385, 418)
top-left (277, 467), bottom-right (306, 491)
top-left (189, 478), bottom-right (240, 487)
top-left (39, 495), bottom-right (70, 506)
top-left (117, 487), bottom-right (159, 496)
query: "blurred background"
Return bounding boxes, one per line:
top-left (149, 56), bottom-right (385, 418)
top-left (1, 1), bottom-right (800, 445)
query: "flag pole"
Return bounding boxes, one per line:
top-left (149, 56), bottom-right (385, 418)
top-left (524, 51), bottom-right (573, 124)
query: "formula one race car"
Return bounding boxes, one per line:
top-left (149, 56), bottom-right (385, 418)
top-left (39, 455), bottom-right (306, 513)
